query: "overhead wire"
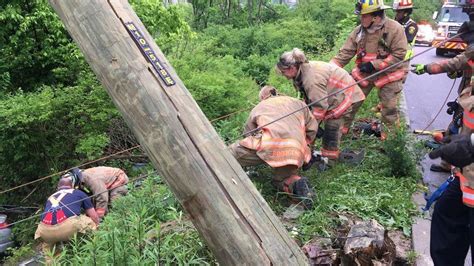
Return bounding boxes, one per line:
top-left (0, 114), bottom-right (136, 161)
top-left (240, 33), bottom-right (464, 139)
top-left (6, 170), bottom-right (160, 228)
top-left (0, 104), bottom-right (254, 195)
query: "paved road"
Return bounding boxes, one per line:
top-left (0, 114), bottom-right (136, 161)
top-left (404, 46), bottom-right (460, 131)
top-left (405, 46), bottom-right (471, 266)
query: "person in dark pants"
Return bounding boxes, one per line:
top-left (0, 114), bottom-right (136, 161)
top-left (430, 177), bottom-right (472, 266)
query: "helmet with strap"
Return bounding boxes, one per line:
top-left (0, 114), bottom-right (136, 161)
top-left (355, 0), bottom-right (391, 15)
top-left (62, 168), bottom-right (83, 188)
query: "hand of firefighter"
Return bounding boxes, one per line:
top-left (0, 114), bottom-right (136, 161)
top-left (429, 134), bottom-right (474, 168)
top-left (410, 64), bottom-right (426, 75)
top-left (358, 62), bottom-right (375, 73)
top-left (447, 71), bottom-right (462, 79)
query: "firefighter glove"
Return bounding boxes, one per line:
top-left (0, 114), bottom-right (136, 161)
top-left (447, 71), bottom-right (462, 79)
top-left (359, 62), bottom-right (375, 73)
top-left (411, 64), bottom-right (426, 75)
top-left (429, 134), bottom-right (474, 168)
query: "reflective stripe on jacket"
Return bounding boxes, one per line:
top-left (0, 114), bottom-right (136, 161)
top-left (82, 167), bottom-right (129, 215)
top-left (293, 61), bottom-right (365, 120)
top-left (331, 18), bottom-right (408, 88)
top-left (426, 48), bottom-right (474, 95)
top-left (240, 96), bottom-right (318, 168)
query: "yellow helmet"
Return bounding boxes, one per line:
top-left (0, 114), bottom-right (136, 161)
top-left (355, 0), bottom-right (392, 15)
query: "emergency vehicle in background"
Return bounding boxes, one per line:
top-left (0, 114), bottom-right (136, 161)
top-left (432, 0), bottom-right (470, 56)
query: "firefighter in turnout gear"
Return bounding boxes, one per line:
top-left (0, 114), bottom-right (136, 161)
top-left (331, 0), bottom-right (407, 139)
top-left (394, 0), bottom-right (417, 66)
top-left (229, 86), bottom-right (318, 208)
top-left (277, 48), bottom-right (366, 162)
top-left (71, 167), bottom-right (129, 218)
top-left (35, 177), bottom-right (99, 256)
top-left (411, 24), bottom-right (474, 173)
top-left (411, 3), bottom-right (474, 262)
top-left (372, 0), bottom-right (417, 113)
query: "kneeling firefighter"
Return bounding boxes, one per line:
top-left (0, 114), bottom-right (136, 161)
top-left (229, 86), bottom-right (318, 208)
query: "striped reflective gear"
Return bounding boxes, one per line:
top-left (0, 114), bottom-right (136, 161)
top-left (352, 51), bottom-right (406, 88)
top-left (459, 172), bottom-right (474, 207)
top-left (282, 175), bottom-right (301, 193)
top-left (321, 148), bottom-right (340, 160)
top-left (432, 40), bottom-right (468, 51)
top-left (464, 110), bottom-right (474, 130)
top-left (239, 96), bottom-right (317, 169)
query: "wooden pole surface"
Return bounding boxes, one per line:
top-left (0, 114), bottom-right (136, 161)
top-left (48, 0), bottom-right (307, 264)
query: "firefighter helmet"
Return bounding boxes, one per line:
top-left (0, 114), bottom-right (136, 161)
top-left (355, 0), bottom-right (391, 15)
top-left (62, 168), bottom-right (83, 188)
top-left (393, 0), bottom-right (413, 10)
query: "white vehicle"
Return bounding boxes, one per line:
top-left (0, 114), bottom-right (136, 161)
top-left (432, 0), bottom-right (469, 56)
top-left (416, 23), bottom-right (435, 46)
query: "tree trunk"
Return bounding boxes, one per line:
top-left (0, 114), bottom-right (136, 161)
top-left (48, 0), bottom-right (307, 264)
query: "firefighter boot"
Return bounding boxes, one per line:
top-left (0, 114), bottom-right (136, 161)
top-left (430, 163), bottom-right (451, 173)
top-left (291, 177), bottom-right (315, 209)
top-left (283, 176), bottom-right (315, 209)
top-left (338, 149), bottom-right (365, 165)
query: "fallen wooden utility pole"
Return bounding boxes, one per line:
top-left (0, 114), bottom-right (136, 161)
top-left (48, 0), bottom-right (307, 264)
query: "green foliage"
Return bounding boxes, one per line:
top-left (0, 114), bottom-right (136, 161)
top-left (0, 0), bottom-right (84, 92)
top-left (0, 84), bottom-right (117, 204)
top-left (130, 0), bottom-right (195, 55)
top-left (53, 174), bottom-right (215, 265)
top-left (3, 244), bottom-right (35, 266)
top-left (383, 127), bottom-right (418, 178)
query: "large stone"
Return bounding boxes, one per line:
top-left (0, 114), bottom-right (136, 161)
top-left (343, 219), bottom-right (396, 265)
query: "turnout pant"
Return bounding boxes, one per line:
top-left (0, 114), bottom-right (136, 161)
top-left (35, 215), bottom-right (97, 253)
top-left (322, 117), bottom-right (344, 160)
top-left (343, 80), bottom-right (403, 129)
top-left (430, 177), bottom-right (474, 266)
top-left (229, 142), bottom-right (298, 190)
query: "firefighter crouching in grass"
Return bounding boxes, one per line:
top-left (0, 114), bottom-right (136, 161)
top-left (330, 0), bottom-right (407, 140)
top-left (229, 86), bottom-right (318, 209)
top-left (34, 177), bottom-right (99, 256)
top-left (72, 166), bottom-right (129, 218)
top-left (276, 48), bottom-right (366, 165)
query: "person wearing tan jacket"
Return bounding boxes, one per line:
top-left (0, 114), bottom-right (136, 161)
top-left (71, 166), bottom-right (129, 217)
top-left (411, 46), bottom-right (474, 173)
top-left (330, 0), bottom-right (407, 139)
top-left (411, 19), bottom-right (474, 264)
top-left (229, 86), bottom-right (318, 208)
top-left (276, 48), bottom-right (365, 161)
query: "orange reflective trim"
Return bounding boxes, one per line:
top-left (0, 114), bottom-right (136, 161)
top-left (96, 208), bottom-right (106, 217)
top-left (312, 108), bottom-right (326, 120)
top-left (360, 53), bottom-right (377, 62)
top-left (325, 87), bottom-right (354, 120)
top-left (379, 55), bottom-right (394, 70)
top-left (351, 68), bottom-right (369, 87)
top-left (464, 110), bottom-right (474, 130)
top-left (321, 148), bottom-right (340, 159)
top-left (374, 69), bottom-right (405, 88)
top-left (329, 59), bottom-right (343, 68)
top-left (458, 173), bottom-right (474, 207)
top-left (328, 77), bottom-right (349, 89)
top-left (283, 175), bottom-right (301, 193)
top-left (107, 176), bottom-right (127, 190)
